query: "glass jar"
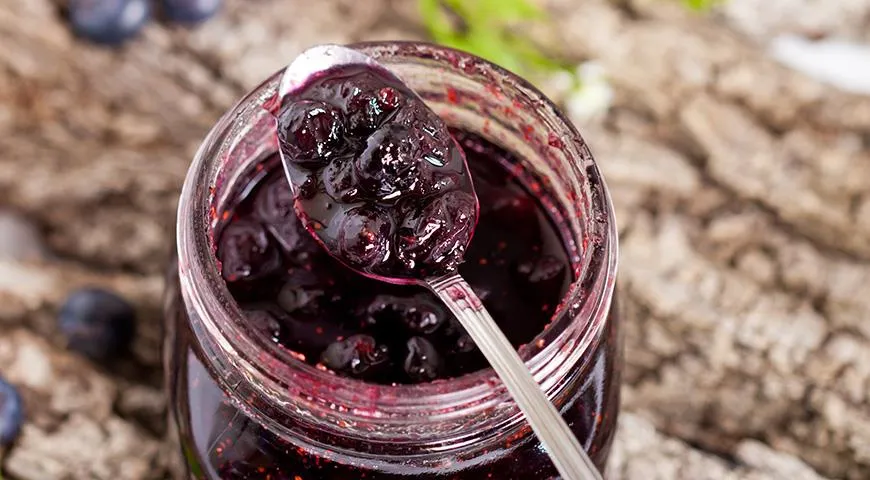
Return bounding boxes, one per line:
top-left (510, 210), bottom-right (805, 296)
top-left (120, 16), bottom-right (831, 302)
top-left (164, 42), bottom-right (620, 479)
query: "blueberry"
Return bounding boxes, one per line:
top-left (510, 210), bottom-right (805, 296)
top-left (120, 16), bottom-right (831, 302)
top-left (243, 308), bottom-right (283, 344)
top-left (403, 337), bottom-right (442, 383)
top-left (320, 334), bottom-right (389, 377)
top-left (366, 294), bottom-right (446, 335)
top-left (277, 100), bottom-right (345, 168)
top-left (297, 175), bottom-right (319, 200)
top-left (515, 255), bottom-right (567, 289)
top-left (217, 219), bottom-right (282, 282)
top-left (0, 377), bottom-right (23, 446)
top-left (322, 157), bottom-right (361, 203)
top-left (454, 333), bottom-right (475, 353)
top-left (396, 191), bottom-right (477, 274)
top-left (58, 288), bottom-right (136, 360)
top-left (69, 0), bottom-right (151, 46)
top-left (282, 316), bottom-right (352, 358)
top-left (252, 175), bottom-right (318, 257)
top-left (162, 0), bottom-right (222, 24)
top-left (345, 87), bottom-right (402, 136)
top-left (336, 207), bottom-right (392, 270)
top-left (354, 124), bottom-right (422, 202)
top-left (276, 270), bottom-right (325, 315)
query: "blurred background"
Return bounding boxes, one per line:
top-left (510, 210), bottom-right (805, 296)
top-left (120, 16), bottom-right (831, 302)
top-left (0, 0), bottom-right (869, 479)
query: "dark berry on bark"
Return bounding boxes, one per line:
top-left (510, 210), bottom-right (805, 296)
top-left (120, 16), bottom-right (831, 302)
top-left (162, 0), bottom-right (222, 24)
top-left (0, 376), bottom-right (24, 446)
top-left (217, 220), bottom-right (281, 282)
top-left (336, 207), bottom-right (392, 269)
top-left (277, 100), bottom-right (345, 167)
top-left (403, 337), bottom-right (442, 382)
top-left (69, 0), bottom-right (151, 46)
top-left (58, 288), bottom-right (137, 361)
top-left (321, 335), bottom-right (389, 377)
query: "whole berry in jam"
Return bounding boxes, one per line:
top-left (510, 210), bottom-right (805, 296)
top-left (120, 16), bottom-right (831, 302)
top-left (69, 0), bottom-right (151, 46)
top-left (395, 191), bottom-right (476, 272)
top-left (162, 0), bottom-right (222, 24)
top-left (346, 86), bottom-right (401, 136)
top-left (252, 175), bottom-right (318, 258)
top-left (244, 308), bottom-right (283, 344)
top-left (335, 206), bottom-right (392, 268)
top-left (276, 64), bottom-right (479, 280)
top-left (0, 376), bottom-right (24, 446)
top-left (277, 100), bottom-right (346, 168)
top-left (322, 157), bottom-right (360, 203)
top-left (403, 336), bottom-right (442, 382)
top-left (320, 334), bottom-right (389, 378)
top-left (366, 294), bottom-right (446, 335)
top-left (276, 269), bottom-right (326, 315)
top-left (217, 220), bottom-right (281, 282)
top-left (58, 288), bottom-right (137, 361)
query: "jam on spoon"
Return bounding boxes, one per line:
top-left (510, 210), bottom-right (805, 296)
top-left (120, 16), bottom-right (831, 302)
top-left (276, 62), bottom-right (478, 281)
top-left (272, 44), bottom-right (602, 480)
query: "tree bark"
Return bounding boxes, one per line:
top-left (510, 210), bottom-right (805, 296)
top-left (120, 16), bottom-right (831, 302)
top-left (0, 0), bottom-right (866, 478)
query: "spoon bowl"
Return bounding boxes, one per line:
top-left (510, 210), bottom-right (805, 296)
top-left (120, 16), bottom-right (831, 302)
top-left (275, 44), bottom-right (479, 286)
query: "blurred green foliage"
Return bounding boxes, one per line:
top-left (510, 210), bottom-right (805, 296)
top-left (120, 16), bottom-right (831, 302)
top-left (681, 0), bottom-right (723, 11)
top-left (418, 0), bottom-right (719, 89)
top-left (418, 0), bottom-right (568, 77)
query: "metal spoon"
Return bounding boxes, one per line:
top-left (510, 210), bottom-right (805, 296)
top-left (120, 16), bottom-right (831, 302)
top-left (276, 44), bottom-right (603, 480)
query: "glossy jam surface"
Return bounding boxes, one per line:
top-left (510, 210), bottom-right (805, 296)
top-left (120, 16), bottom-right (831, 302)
top-left (275, 65), bottom-right (478, 280)
top-left (215, 131), bottom-right (570, 384)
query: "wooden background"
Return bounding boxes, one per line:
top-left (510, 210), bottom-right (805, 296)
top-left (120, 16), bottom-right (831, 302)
top-left (0, 1), bottom-right (868, 478)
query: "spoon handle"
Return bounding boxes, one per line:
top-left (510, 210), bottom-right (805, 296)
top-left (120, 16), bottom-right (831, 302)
top-left (427, 273), bottom-right (603, 480)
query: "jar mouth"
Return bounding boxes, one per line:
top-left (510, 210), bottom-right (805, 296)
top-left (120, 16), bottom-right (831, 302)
top-left (178, 41), bottom-right (618, 448)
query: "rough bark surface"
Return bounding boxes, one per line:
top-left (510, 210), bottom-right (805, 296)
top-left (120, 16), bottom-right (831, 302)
top-left (0, 0), bottom-right (867, 479)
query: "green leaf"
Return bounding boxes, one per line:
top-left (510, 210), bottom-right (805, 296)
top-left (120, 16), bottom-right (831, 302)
top-left (467, 29), bottom-right (524, 72)
top-left (419, 0), bottom-right (456, 40)
top-left (418, 0), bottom-right (575, 86)
top-left (681, 0), bottom-right (722, 12)
top-left (470, 0), bottom-right (546, 22)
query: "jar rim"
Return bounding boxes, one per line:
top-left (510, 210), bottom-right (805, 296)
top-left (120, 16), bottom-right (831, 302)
top-left (177, 41), bottom-right (618, 446)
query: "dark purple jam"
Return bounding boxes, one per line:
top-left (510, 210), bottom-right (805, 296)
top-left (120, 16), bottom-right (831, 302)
top-left (166, 130), bottom-right (621, 479)
top-left (215, 131), bottom-right (571, 385)
top-left (275, 64), bottom-right (478, 281)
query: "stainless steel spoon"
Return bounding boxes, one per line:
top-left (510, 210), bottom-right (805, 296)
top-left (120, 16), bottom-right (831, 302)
top-left (275, 44), bottom-right (603, 480)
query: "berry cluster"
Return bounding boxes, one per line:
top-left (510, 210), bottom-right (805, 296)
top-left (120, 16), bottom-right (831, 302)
top-left (68, 0), bottom-right (222, 46)
top-left (276, 65), bottom-right (479, 280)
